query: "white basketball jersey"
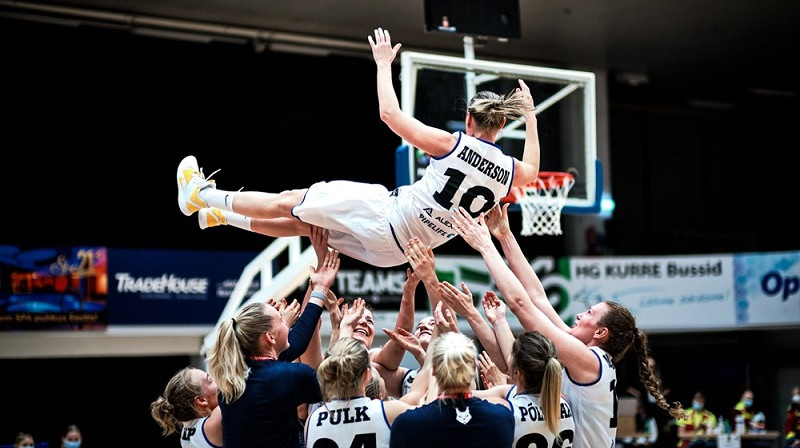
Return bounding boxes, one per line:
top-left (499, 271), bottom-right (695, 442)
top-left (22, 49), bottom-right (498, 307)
top-left (508, 386), bottom-right (576, 448)
top-left (561, 346), bottom-right (618, 448)
top-left (305, 397), bottom-right (392, 448)
top-left (388, 131), bottom-right (514, 249)
top-left (180, 417), bottom-right (220, 448)
top-left (401, 368), bottom-right (418, 397)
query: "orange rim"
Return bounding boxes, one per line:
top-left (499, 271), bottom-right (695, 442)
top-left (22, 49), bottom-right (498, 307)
top-left (501, 171), bottom-right (574, 203)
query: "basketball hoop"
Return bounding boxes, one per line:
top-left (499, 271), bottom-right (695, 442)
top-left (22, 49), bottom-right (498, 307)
top-left (510, 172), bottom-right (575, 236)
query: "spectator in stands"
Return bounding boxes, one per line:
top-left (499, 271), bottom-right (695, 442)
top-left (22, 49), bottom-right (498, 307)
top-left (732, 388), bottom-right (770, 448)
top-left (626, 356), bottom-right (674, 448)
top-left (677, 391), bottom-right (717, 448)
top-left (60, 425), bottom-right (82, 448)
top-left (733, 388), bottom-right (765, 432)
top-left (785, 385), bottom-right (800, 448)
top-left (13, 432), bottom-right (34, 448)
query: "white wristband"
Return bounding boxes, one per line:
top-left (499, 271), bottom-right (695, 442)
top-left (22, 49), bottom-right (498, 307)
top-left (310, 291), bottom-right (327, 301)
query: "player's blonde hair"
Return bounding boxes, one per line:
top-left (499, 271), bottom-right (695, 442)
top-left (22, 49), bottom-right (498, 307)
top-left (317, 337), bottom-right (371, 402)
top-left (467, 89), bottom-right (533, 131)
top-left (430, 332), bottom-right (477, 392)
top-left (207, 302), bottom-right (277, 403)
top-left (149, 366), bottom-right (202, 436)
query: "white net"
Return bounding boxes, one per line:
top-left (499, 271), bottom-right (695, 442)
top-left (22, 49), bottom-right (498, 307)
top-left (519, 173), bottom-right (575, 236)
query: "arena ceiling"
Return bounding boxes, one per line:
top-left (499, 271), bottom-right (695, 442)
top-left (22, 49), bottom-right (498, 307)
top-left (1, 0), bottom-right (799, 95)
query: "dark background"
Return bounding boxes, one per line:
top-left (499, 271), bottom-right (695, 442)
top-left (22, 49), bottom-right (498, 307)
top-left (2, 15), bottom-right (800, 448)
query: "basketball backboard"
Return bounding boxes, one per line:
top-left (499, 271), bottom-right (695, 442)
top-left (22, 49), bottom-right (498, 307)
top-left (395, 50), bottom-right (600, 214)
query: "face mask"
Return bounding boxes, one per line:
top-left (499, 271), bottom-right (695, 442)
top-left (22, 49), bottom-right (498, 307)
top-left (64, 442), bottom-right (81, 448)
top-left (692, 401), bottom-right (704, 411)
top-left (793, 394), bottom-right (800, 404)
top-left (743, 399), bottom-right (753, 407)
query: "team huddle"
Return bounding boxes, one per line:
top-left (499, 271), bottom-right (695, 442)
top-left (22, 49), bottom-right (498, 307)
top-left (151, 27), bottom-right (682, 448)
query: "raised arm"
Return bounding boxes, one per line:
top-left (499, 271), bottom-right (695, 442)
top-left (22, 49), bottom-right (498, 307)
top-left (282, 243), bottom-right (340, 361)
top-left (372, 268), bottom-right (420, 371)
top-left (405, 237), bottom-right (442, 313)
top-left (269, 297), bottom-right (302, 328)
top-left (397, 335), bottom-right (432, 406)
top-left (512, 79), bottom-right (540, 186)
top-left (482, 290), bottom-right (515, 371)
top-left (298, 314), bottom-right (324, 370)
top-left (337, 298), bottom-right (366, 340)
top-left (368, 27), bottom-right (455, 157)
top-left (484, 203), bottom-right (570, 332)
top-left (325, 290), bottom-right (345, 350)
top-left (301, 283), bottom-right (343, 368)
top-left (437, 280), bottom-right (508, 373)
top-left (421, 301), bottom-right (463, 402)
top-left (372, 268), bottom-right (424, 399)
top-left (451, 206), bottom-right (601, 382)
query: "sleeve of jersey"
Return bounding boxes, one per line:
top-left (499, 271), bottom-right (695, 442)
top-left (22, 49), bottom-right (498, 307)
top-left (389, 414), bottom-right (409, 448)
top-left (298, 363), bottom-right (322, 404)
top-left (279, 302), bottom-right (324, 361)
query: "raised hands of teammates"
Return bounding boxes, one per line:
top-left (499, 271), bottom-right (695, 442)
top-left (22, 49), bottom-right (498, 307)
top-left (478, 350), bottom-right (507, 388)
top-left (268, 298), bottom-right (302, 328)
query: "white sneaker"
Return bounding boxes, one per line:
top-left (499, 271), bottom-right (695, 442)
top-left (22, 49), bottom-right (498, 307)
top-left (198, 208), bottom-right (227, 229)
top-left (176, 155), bottom-right (219, 216)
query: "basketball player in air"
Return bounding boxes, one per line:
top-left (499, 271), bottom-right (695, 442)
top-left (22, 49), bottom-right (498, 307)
top-left (175, 27), bottom-right (541, 268)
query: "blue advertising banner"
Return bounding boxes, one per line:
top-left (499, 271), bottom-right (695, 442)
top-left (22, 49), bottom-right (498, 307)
top-left (5, 243), bottom-right (799, 331)
top-left (108, 248), bottom-right (259, 325)
top-left (733, 251), bottom-right (800, 326)
top-left (0, 245), bottom-right (108, 330)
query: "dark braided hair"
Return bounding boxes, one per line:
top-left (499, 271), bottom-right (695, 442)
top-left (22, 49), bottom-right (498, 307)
top-left (599, 301), bottom-right (685, 419)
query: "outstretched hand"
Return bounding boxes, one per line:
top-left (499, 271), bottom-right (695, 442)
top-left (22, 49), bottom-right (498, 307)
top-left (405, 237), bottom-right (436, 284)
top-left (481, 291), bottom-right (507, 325)
top-left (402, 267), bottom-right (421, 293)
top-left (433, 301), bottom-right (459, 335)
top-left (516, 79), bottom-right (536, 112)
top-left (309, 248), bottom-right (340, 288)
top-left (478, 350), bottom-right (507, 388)
top-left (368, 27), bottom-right (402, 66)
top-left (437, 281), bottom-right (475, 318)
top-left (484, 203), bottom-right (512, 238)
top-left (324, 289), bottom-right (344, 314)
top-left (277, 298), bottom-right (302, 327)
top-left (452, 206), bottom-right (494, 252)
top-left (309, 225), bottom-right (331, 270)
top-left (339, 297), bottom-right (366, 338)
top-left (383, 327), bottom-right (423, 354)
